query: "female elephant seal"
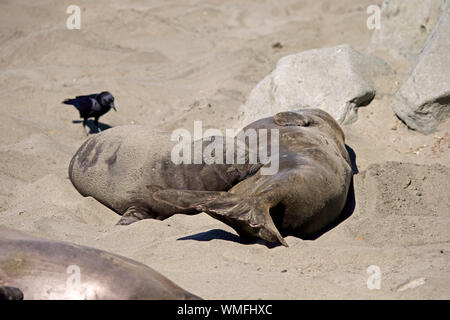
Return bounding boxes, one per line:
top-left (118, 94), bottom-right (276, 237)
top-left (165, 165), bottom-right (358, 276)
top-left (0, 227), bottom-right (200, 300)
top-left (69, 109), bottom-right (353, 247)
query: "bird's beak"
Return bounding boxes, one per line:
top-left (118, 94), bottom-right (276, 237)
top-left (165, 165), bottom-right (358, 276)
top-left (111, 103), bottom-right (117, 111)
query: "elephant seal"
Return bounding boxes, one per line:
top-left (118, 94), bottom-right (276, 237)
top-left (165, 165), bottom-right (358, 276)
top-left (0, 227), bottom-right (200, 300)
top-left (69, 109), bottom-right (353, 246)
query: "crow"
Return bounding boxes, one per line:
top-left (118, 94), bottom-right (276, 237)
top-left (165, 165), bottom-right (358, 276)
top-left (62, 91), bottom-right (117, 136)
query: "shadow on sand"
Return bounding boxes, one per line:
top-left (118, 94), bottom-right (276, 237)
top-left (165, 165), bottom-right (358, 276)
top-left (178, 229), bottom-right (281, 248)
top-left (72, 120), bottom-right (112, 134)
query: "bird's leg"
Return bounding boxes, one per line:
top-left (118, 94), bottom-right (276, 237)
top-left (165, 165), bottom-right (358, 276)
top-left (94, 117), bottom-right (101, 133)
top-left (82, 118), bottom-right (88, 136)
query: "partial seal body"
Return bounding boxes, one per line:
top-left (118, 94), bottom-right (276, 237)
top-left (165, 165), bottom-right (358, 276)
top-left (0, 227), bottom-right (200, 300)
top-left (153, 109), bottom-right (352, 246)
top-left (235, 109), bottom-right (352, 241)
top-left (69, 109), bottom-right (352, 246)
top-left (69, 125), bottom-right (253, 225)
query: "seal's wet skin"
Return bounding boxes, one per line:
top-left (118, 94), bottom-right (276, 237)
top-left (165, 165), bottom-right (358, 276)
top-left (0, 227), bottom-right (201, 300)
top-left (69, 109), bottom-right (352, 247)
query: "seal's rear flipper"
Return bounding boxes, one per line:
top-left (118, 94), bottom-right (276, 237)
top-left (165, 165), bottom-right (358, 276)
top-left (151, 188), bottom-right (288, 247)
top-left (0, 286), bottom-right (24, 300)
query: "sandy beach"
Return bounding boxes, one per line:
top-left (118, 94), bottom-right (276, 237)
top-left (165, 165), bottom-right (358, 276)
top-left (0, 0), bottom-right (449, 299)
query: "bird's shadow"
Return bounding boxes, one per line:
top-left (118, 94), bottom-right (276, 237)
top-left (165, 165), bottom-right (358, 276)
top-left (72, 120), bottom-right (112, 134)
top-left (177, 229), bottom-right (281, 248)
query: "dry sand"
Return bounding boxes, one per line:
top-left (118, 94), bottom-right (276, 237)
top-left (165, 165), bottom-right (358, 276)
top-left (0, 0), bottom-right (449, 299)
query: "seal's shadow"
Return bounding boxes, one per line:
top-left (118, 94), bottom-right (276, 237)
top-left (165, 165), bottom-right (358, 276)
top-left (72, 120), bottom-right (112, 134)
top-left (178, 229), bottom-right (280, 248)
top-left (178, 229), bottom-right (240, 243)
top-left (178, 145), bottom-right (358, 246)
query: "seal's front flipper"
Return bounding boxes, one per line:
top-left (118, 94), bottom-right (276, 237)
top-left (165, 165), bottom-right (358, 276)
top-left (0, 286), bottom-right (24, 300)
top-left (274, 111), bottom-right (312, 127)
top-left (152, 188), bottom-right (288, 247)
top-left (116, 206), bottom-right (155, 225)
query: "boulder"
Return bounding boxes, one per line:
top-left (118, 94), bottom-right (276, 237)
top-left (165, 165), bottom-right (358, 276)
top-left (367, 0), bottom-right (446, 65)
top-left (238, 44), bottom-right (384, 126)
top-left (392, 3), bottom-right (450, 134)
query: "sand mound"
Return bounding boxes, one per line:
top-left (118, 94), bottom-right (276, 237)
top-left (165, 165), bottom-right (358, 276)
top-left (346, 162), bottom-right (450, 247)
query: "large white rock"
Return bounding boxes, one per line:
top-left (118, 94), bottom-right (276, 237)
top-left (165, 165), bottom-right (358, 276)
top-left (238, 44), bottom-right (381, 126)
top-left (392, 3), bottom-right (450, 134)
top-left (368, 0), bottom-right (446, 64)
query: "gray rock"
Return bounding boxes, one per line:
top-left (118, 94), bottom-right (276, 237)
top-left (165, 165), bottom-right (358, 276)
top-left (238, 44), bottom-right (382, 126)
top-left (392, 3), bottom-right (450, 134)
top-left (368, 0), bottom-right (446, 64)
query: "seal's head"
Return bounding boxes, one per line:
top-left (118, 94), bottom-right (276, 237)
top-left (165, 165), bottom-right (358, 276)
top-left (98, 91), bottom-right (116, 111)
top-left (274, 109), bottom-right (345, 143)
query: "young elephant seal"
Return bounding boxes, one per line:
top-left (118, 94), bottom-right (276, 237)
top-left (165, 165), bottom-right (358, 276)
top-left (69, 109), bottom-right (352, 247)
top-left (0, 227), bottom-right (201, 300)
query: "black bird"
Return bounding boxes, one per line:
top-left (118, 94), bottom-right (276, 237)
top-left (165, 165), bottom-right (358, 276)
top-left (62, 91), bottom-right (117, 136)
